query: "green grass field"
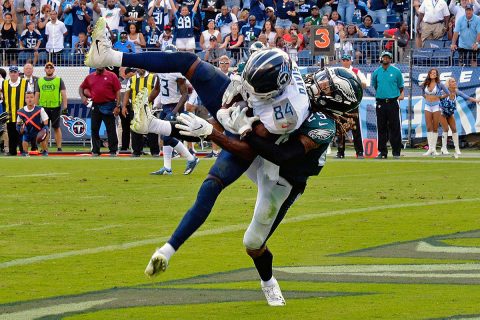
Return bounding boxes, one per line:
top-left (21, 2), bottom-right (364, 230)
top-left (1, 155), bottom-right (480, 319)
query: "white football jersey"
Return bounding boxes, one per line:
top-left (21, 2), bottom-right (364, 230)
top-left (248, 66), bottom-right (310, 135)
top-left (159, 73), bottom-right (184, 105)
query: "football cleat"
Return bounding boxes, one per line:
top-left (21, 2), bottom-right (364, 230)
top-left (145, 249), bottom-right (168, 277)
top-left (131, 88), bottom-right (155, 134)
top-left (440, 147), bottom-right (449, 155)
top-left (261, 277), bottom-right (286, 306)
top-left (184, 156), bottom-right (200, 175)
top-left (85, 17), bottom-right (114, 68)
top-left (150, 167), bottom-right (173, 175)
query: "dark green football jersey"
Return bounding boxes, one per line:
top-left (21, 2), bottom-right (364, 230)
top-left (279, 111), bottom-right (336, 184)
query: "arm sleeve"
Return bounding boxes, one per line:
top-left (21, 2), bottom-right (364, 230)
top-left (456, 89), bottom-right (471, 100)
top-left (439, 82), bottom-right (449, 95)
top-left (243, 133), bottom-right (306, 166)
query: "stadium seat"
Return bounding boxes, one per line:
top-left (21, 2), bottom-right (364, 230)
top-left (373, 23), bottom-right (390, 33)
top-left (412, 49), bottom-right (433, 66)
top-left (431, 48), bottom-right (451, 66)
top-left (423, 39), bottom-right (444, 49)
top-left (386, 15), bottom-right (401, 24)
top-left (297, 50), bottom-right (313, 67)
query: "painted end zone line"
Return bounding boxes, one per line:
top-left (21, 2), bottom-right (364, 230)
top-left (1, 197), bottom-right (479, 270)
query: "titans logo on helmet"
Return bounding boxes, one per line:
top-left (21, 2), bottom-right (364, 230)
top-left (61, 115), bottom-right (87, 138)
top-left (277, 62), bottom-right (291, 87)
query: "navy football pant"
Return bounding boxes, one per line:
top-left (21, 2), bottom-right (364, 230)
top-left (121, 51), bottom-right (254, 250)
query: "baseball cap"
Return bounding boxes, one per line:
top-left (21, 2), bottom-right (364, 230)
top-left (341, 54), bottom-right (352, 60)
top-left (125, 67), bottom-right (136, 74)
top-left (266, 6), bottom-right (274, 11)
top-left (45, 61), bottom-right (55, 68)
top-left (164, 25), bottom-right (172, 31)
top-left (465, 3), bottom-right (474, 9)
top-left (210, 35), bottom-right (217, 41)
top-left (311, 5), bottom-right (319, 9)
top-left (381, 51), bottom-right (393, 59)
top-left (9, 65), bottom-right (18, 73)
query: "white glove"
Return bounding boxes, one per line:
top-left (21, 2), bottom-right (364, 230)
top-left (216, 107), bottom-right (237, 133)
top-left (175, 112), bottom-right (213, 138)
top-left (221, 74), bottom-right (243, 106)
top-left (229, 105), bottom-right (259, 135)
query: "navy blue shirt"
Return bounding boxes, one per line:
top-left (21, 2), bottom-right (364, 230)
top-left (358, 24), bottom-right (379, 38)
top-left (20, 30), bottom-right (43, 50)
top-left (276, 0), bottom-right (295, 19)
top-left (145, 25), bottom-right (162, 47)
top-left (71, 6), bottom-right (93, 36)
top-left (369, 0), bottom-right (386, 10)
top-left (174, 11), bottom-right (196, 38)
top-left (250, 0), bottom-right (266, 22)
top-left (241, 24), bottom-right (262, 42)
top-left (150, 6), bottom-right (169, 31)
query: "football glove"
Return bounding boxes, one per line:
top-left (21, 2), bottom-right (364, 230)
top-left (175, 112), bottom-right (213, 138)
top-left (221, 74), bottom-right (245, 106)
top-left (228, 105), bottom-right (259, 135)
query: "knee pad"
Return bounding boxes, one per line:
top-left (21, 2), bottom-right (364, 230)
top-left (243, 222), bottom-right (269, 250)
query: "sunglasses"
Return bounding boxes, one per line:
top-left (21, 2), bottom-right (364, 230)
top-left (290, 28), bottom-right (297, 30)
top-left (45, 66), bottom-right (54, 69)
top-left (219, 61), bottom-right (229, 64)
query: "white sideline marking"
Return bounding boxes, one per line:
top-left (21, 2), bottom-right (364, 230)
top-left (0, 198), bottom-right (479, 270)
top-left (4, 173), bottom-right (70, 178)
top-left (0, 298), bottom-right (115, 320)
top-left (416, 241), bottom-right (480, 254)
top-left (86, 224), bottom-right (123, 231)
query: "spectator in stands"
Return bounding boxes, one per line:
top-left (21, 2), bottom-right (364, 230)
top-left (0, 12), bottom-right (19, 65)
top-left (202, 0), bottom-right (224, 30)
top-left (127, 23), bottom-right (146, 52)
top-left (241, 14), bottom-right (262, 46)
top-left (221, 22), bottom-right (243, 63)
top-left (261, 19), bottom-right (276, 46)
top-left (36, 5), bottom-right (50, 53)
top-left (225, 0), bottom-right (240, 9)
top-left (113, 30), bottom-right (136, 53)
top-left (417, 0), bottom-right (449, 47)
top-left (200, 18), bottom-right (221, 49)
top-left (169, 0), bottom-right (201, 52)
top-left (330, 10), bottom-right (341, 25)
top-left (123, 0), bottom-right (145, 33)
top-left (447, 15), bottom-right (455, 41)
top-left (320, 14), bottom-right (330, 26)
top-left (215, 5), bottom-right (237, 39)
top-left (159, 24), bottom-right (174, 50)
top-left (353, 0), bottom-right (368, 24)
top-left (61, 0), bottom-right (75, 47)
top-left (16, 91), bottom-right (49, 156)
top-left (297, 0), bottom-right (315, 25)
top-left (302, 21), bottom-right (312, 46)
top-left (1, 65), bottom-right (27, 156)
top-left (36, 62), bottom-right (67, 151)
top-left (1, 0), bottom-right (13, 15)
top-left (19, 21), bottom-right (42, 65)
top-left (384, 21), bottom-right (409, 62)
top-left (41, 0), bottom-right (61, 16)
top-left (451, 4), bottom-right (480, 67)
top-left (23, 4), bottom-right (39, 30)
top-left (22, 63), bottom-right (39, 94)
top-left (45, 10), bottom-right (68, 62)
top-left (367, 0), bottom-right (387, 25)
top-left (371, 51), bottom-right (404, 159)
top-left (440, 77), bottom-right (480, 157)
top-left (275, 0), bottom-right (295, 37)
top-left (93, 0), bottom-right (127, 38)
top-left (15, 0), bottom-right (27, 35)
top-left (449, 0), bottom-right (480, 20)
top-left (257, 32), bottom-right (268, 47)
top-left (65, 0), bottom-right (92, 47)
top-left (337, 0), bottom-right (354, 25)
top-left (283, 23), bottom-right (303, 49)
top-left (74, 31), bottom-right (90, 53)
top-left (265, 6), bottom-right (276, 25)
top-left (336, 53), bottom-right (365, 158)
top-left (420, 68), bottom-right (449, 156)
top-left (148, 0), bottom-right (171, 32)
top-left (145, 16), bottom-right (162, 48)
top-left (249, 0), bottom-right (266, 27)
top-left (79, 67), bottom-right (121, 156)
top-left (358, 14), bottom-right (379, 63)
top-left (204, 35), bottom-right (227, 65)
top-left (304, 5), bottom-right (321, 25)
top-left (237, 9), bottom-right (249, 29)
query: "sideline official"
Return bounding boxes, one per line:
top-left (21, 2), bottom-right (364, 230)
top-left (371, 51), bottom-right (404, 159)
top-left (79, 67), bottom-right (122, 156)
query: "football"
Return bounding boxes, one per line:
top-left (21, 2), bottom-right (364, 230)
top-left (36, 128), bottom-right (48, 143)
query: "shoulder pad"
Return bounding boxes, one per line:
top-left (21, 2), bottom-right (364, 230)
top-left (298, 112), bottom-right (336, 145)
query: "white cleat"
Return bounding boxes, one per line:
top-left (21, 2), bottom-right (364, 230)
top-left (453, 152), bottom-right (459, 159)
top-left (422, 149), bottom-right (435, 156)
top-left (145, 249), bottom-right (168, 277)
top-left (130, 88), bottom-right (155, 134)
top-left (85, 17), bottom-right (115, 68)
top-left (261, 277), bottom-right (286, 306)
top-left (440, 147), bottom-right (449, 155)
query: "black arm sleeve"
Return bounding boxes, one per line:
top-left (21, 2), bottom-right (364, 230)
top-left (169, 121), bottom-right (202, 142)
top-left (243, 133), bottom-right (306, 166)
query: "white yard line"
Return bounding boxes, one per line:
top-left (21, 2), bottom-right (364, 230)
top-left (0, 197), bottom-right (479, 270)
top-left (4, 173), bottom-right (70, 178)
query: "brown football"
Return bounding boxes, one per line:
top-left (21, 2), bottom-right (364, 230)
top-left (36, 128), bottom-right (47, 143)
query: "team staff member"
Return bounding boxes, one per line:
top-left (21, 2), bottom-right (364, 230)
top-left (336, 54), bottom-right (366, 159)
top-left (1, 66), bottom-right (28, 156)
top-left (79, 67), bottom-right (122, 156)
top-left (371, 51), bottom-right (404, 159)
top-left (121, 68), bottom-right (160, 157)
top-left (35, 62), bottom-right (68, 152)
